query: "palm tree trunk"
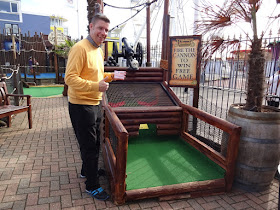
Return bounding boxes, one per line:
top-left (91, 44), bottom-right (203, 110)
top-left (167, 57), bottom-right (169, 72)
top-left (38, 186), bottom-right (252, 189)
top-left (87, 0), bottom-right (98, 32)
top-left (245, 39), bottom-right (265, 111)
top-left (245, 2), bottom-right (265, 112)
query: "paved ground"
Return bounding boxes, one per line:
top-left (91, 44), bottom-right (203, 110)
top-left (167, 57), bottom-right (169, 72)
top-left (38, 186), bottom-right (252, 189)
top-left (0, 96), bottom-right (279, 210)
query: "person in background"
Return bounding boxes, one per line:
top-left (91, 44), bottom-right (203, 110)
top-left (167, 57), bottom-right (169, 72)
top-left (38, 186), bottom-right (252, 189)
top-left (266, 66), bottom-right (280, 108)
top-left (28, 56), bottom-right (33, 74)
top-left (28, 56), bottom-right (39, 75)
top-left (65, 13), bottom-right (125, 201)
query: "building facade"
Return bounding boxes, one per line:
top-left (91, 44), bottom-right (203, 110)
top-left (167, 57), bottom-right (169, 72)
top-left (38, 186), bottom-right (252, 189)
top-left (0, 0), bottom-right (67, 36)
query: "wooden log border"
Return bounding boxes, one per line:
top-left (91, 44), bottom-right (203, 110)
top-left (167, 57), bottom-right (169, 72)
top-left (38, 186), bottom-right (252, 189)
top-left (180, 103), bottom-right (241, 192)
top-left (105, 67), bottom-right (164, 82)
top-left (101, 81), bottom-right (241, 204)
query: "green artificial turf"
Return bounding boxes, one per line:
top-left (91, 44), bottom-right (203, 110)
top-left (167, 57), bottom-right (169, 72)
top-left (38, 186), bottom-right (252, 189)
top-left (23, 86), bottom-right (64, 98)
top-left (126, 124), bottom-right (225, 190)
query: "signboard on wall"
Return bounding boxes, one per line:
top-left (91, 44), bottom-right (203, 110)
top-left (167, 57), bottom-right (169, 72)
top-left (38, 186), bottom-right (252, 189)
top-left (48, 30), bottom-right (66, 46)
top-left (168, 35), bottom-right (201, 87)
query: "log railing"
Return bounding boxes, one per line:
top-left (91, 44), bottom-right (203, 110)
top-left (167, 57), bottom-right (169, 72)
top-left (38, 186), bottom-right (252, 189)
top-left (104, 67), bottom-right (165, 82)
top-left (181, 103), bottom-right (241, 192)
top-left (102, 104), bottom-right (128, 204)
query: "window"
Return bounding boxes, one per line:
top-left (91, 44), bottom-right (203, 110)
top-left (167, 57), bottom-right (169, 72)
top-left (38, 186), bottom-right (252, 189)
top-left (11, 3), bottom-right (17, 12)
top-left (0, 1), bottom-right (22, 22)
top-left (64, 28), bottom-right (68, 36)
top-left (12, 24), bottom-right (18, 34)
top-left (5, 23), bottom-right (12, 34)
top-left (50, 18), bottom-right (54, 26)
top-left (5, 23), bottom-right (19, 35)
top-left (0, 1), bottom-right (18, 13)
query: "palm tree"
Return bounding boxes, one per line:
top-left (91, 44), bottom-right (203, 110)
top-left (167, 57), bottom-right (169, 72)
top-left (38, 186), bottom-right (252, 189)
top-left (87, 0), bottom-right (104, 32)
top-left (196, 0), bottom-right (279, 112)
top-left (87, 0), bottom-right (97, 27)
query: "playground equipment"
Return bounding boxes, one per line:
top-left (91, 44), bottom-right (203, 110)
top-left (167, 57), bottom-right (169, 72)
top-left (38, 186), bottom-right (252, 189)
top-left (102, 67), bottom-right (241, 204)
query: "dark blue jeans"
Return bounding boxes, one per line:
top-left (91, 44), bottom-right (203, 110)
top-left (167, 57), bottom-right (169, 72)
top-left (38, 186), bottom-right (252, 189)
top-left (68, 102), bottom-right (102, 190)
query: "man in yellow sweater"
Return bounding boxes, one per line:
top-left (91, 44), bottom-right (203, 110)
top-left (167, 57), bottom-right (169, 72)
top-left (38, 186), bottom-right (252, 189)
top-left (65, 13), bottom-right (116, 201)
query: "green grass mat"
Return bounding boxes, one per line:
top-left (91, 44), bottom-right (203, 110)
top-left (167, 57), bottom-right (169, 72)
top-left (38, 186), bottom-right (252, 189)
top-left (126, 124), bottom-right (225, 190)
top-left (23, 86), bottom-right (64, 98)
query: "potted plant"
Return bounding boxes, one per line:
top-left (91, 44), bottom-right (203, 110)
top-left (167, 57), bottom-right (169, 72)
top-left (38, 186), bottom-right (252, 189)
top-left (196, 0), bottom-right (280, 191)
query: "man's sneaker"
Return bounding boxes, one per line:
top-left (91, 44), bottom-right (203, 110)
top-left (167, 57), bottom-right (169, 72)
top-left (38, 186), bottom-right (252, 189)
top-left (80, 173), bottom-right (86, 178)
top-left (86, 187), bottom-right (109, 200)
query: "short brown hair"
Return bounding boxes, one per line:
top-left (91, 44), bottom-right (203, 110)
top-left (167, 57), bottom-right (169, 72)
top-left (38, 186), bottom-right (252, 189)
top-left (91, 13), bottom-right (110, 25)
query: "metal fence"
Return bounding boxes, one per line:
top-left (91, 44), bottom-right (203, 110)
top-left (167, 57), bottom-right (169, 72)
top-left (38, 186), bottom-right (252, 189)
top-left (1, 33), bottom-right (279, 149)
top-left (166, 37), bottom-right (280, 151)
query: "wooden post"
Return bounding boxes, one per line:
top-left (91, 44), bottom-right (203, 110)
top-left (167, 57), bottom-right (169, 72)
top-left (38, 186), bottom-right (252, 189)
top-left (12, 66), bottom-right (19, 105)
top-left (146, 0), bottom-right (151, 67)
top-left (21, 30), bottom-right (27, 82)
top-left (54, 27), bottom-right (59, 84)
top-left (12, 35), bottom-right (17, 60)
top-left (161, 0), bottom-right (169, 60)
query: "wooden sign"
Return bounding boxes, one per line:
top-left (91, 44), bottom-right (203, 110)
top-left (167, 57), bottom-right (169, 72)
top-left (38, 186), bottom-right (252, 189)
top-left (168, 36), bottom-right (201, 87)
top-left (48, 28), bottom-right (66, 46)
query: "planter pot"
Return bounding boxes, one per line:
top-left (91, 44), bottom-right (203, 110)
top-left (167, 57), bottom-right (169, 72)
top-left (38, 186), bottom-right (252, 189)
top-left (224, 103), bottom-right (280, 192)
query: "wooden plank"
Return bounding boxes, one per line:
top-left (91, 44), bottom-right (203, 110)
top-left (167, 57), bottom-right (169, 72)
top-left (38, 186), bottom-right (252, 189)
top-left (181, 104), bottom-right (240, 134)
top-left (162, 82), bottom-right (183, 106)
top-left (156, 123), bottom-right (181, 130)
top-left (180, 103), bottom-right (241, 193)
top-left (121, 117), bottom-right (181, 125)
top-left (113, 106), bottom-right (182, 113)
top-left (104, 137), bottom-right (116, 178)
top-left (181, 131), bottom-right (226, 170)
top-left (125, 179), bottom-right (225, 202)
top-left (114, 132), bottom-right (129, 205)
top-left (224, 126), bottom-right (241, 192)
top-left (125, 125), bottom-right (140, 131)
top-left (128, 131), bottom-right (139, 137)
top-left (105, 67), bottom-right (164, 72)
top-left (104, 105), bottom-right (128, 135)
top-left (103, 104), bottom-right (129, 205)
top-left (123, 77), bottom-right (163, 82)
top-left (101, 142), bottom-right (116, 196)
top-left (126, 72), bottom-right (163, 77)
top-left (117, 111), bottom-right (181, 119)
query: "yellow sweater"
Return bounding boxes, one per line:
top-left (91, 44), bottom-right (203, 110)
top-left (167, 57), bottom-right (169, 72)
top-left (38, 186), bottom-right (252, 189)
top-left (65, 39), bottom-right (113, 105)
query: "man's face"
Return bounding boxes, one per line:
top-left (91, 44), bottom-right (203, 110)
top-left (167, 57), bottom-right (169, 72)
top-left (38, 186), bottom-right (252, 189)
top-left (89, 19), bottom-right (109, 46)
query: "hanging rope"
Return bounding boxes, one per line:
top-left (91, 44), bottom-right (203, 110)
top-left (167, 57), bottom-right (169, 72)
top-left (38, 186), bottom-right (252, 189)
top-left (1, 66), bottom-right (19, 80)
top-left (108, 0), bottom-right (158, 32)
top-left (104, 0), bottom-right (157, 10)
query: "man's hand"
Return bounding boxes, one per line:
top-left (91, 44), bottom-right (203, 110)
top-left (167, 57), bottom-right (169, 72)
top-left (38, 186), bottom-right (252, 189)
top-left (99, 77), bottom-right (109, 92)
top-left (114, 70), bottom-right (126, 80)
